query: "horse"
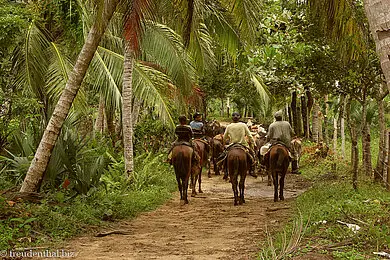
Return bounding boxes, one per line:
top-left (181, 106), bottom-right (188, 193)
top-left (255, 134), bottom-right (270, 183)
top-left (191, 139), bottom-right (210, 196)
top-left (290, 138), bottom-right (302, 173)
top-left (171, 145), bottom-right (193, 204)
top-left (211, 134), bottom-right (225, 176)
top-left (268, 144), bottom-right (290, 202)
top-left (227, 146), bottom-right (249, 205)
top-left (205, 120), bottom-right (222, 138)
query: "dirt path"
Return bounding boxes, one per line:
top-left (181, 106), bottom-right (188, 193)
top-left (63, 174), bottom-right (308, 260)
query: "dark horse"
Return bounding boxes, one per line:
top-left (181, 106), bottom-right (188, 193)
top-left (211, 134), bottom-right (225, 176)
top-left (191, 139), bottom-right (210, 196)
top-left (172, 145), bottom-right (193, 204)
top-left (227, 146), bottom-right (249, 205)
top-left (268, 144), bottom-right (290, 202)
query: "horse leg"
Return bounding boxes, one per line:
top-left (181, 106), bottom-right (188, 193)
top-left (273, 170), bottom-right (279, 202)
top-left (183, 176), bottom-right (189, 204)
top-left (208, 158), bottom-right (212, 178)
top-left (279, 171), bottom-right (286, 201)
top-left (176, 175), bottom-right (183, 200)
top-left (231, 176), bottom-right (239, 206)
top-left (198, 166), bottom-right (203, 193)
top-left (239, 173), bottom-right (246, 205)
top-left (267, 169), bottom-right (272, 186)
top-left (191, 171), bottom-right (197, 197)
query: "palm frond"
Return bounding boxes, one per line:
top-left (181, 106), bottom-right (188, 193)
top-left (13, 22), bottom-right (50, 103)
top-left (46, 42), bottom-right (88, 125)
top-left (133, 62), bottom-right (175, 127)
top-left (141, 21), bottom-right (196, 93)
top-left (220, 0), bottom-right (262, 42)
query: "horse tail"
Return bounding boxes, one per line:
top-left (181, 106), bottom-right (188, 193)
top-left (276, 148), bottom-right (284, 168)
top-left (174, 151), bottom-right (190, 179)
top-left (233, 155), bottom-right (240, 176)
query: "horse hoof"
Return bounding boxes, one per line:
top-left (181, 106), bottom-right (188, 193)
top-left (185, 200), bottom-right (189, 204)
top-left (280, 196), bottom-right (284, 201)
top-left (239, 200), bottom-right (243, 205)
top-left (199, 190), bottom-right (203, 194)
top-left (191, 193), bottom-right (196, 197)
top-left (267, 183), bottom-right (272, 186)
top-left (234, 202), bottom-right (238, 206)
top-left (274, 198), bottom-right (278, 202)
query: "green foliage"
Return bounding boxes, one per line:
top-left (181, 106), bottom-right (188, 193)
top-left (266, 141), bottom-right (390, 259)
top-left (134, 115), bottom-right (175, 154)
top-left (0, 153), bottom-right (176, 250)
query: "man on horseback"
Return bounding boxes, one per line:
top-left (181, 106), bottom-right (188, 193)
top-left (267, 111), bottom-right (293, 148)
top-left (262, 111), bottom-right (300, 174)
top-left (168, 116), bottom-right (200, 166)
top-left (218, 112), bottom-right (257, 177)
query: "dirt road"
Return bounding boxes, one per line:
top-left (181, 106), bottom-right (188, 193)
top-left (65, 174), bottom-right (308, 260)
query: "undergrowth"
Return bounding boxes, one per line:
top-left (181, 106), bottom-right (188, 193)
top-left (0, 153), bottom-right (176, 250)
top-left (258, 141), bottom-right (390, 260)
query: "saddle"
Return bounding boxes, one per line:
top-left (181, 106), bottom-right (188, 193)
top-left (193, 138), bottom-right (209, 146)
top-left (263, 142), bottom-right (293, 158)
top-left (217, 143), bottom-right (253, 166)
top-left (173, 141), bottom-right (193, 148)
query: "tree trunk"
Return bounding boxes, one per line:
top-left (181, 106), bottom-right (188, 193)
top-left (106, 108), bottom-right (116, 140)
top-left (318, 110), bottom-right (323, 142)
top-left (364, 0), bottom-right (390, 91)
top-left (20, 0), bottom-right (119, 193)
top-left (333, 116), bottom-right (337, 154)
top-left (288, 106), bottom-right (293, 126)
top-left (291, 91), bottom-right (299, 135)
top-left (123, 42), bottom-right (135, 178)
top-left (312, 100), bottom-right (319, 143)
top-left (324, 95), bottom-right (329, 144)
top-left (346, 98), bottom-right (358, 190)
top-left (297, 105), bottom-right (302, 137)
top-left (340, 95), bottom-right (346, 159)
top-left (220, 98), bottom-right (224, 117)
top-left (387, 130), bottom-right (390, 190)
top-left (306, 87), bottom-right (313, 138)
top-left (95, 96), bottom-right (105, 134)
top-left (301, 95), bottom-right (309, 138)
top-left (375, 98), bottom-right (385, 182)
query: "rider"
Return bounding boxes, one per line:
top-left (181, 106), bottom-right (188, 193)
top-left (190, 112), bottom-right (205, 139)
top-left (168, 115), bottom-right (199, 165)
top-left (263, 111), bottom-right (298, 172)
top-left (218, 112), bottom-right (257, 177)
top-left (267, 111), bottom-right (293, 148)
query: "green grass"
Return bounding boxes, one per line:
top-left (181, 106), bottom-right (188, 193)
top-left (0, 153), bottom-right (177, 250)
top-left (258, 140), bottom-right (390, 260)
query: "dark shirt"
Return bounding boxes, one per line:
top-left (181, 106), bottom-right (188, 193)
top-left (175, 125), bottom-right (193, 142)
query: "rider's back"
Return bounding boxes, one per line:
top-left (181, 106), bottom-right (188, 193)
top-left (224, 122), bottom-right (251, 147)
top-left (268, 121), bottom-right (292, 148)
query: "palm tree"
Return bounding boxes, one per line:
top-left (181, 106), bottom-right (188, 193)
top-left (20, 0), bottom-right (120, 193)
top-left (364, 0), bottom-right (390, 90)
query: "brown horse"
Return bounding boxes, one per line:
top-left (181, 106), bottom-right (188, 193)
top-left (268, 144), bottom-right (290, 202)
top-left (191, 139), bottom-right (210, 196)
top-left (172, 145), bottom-right (193, 204)
top-left (211, 134), bottom-right (225, 175)
top-left (227, 146), bottom-right (249, 205)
